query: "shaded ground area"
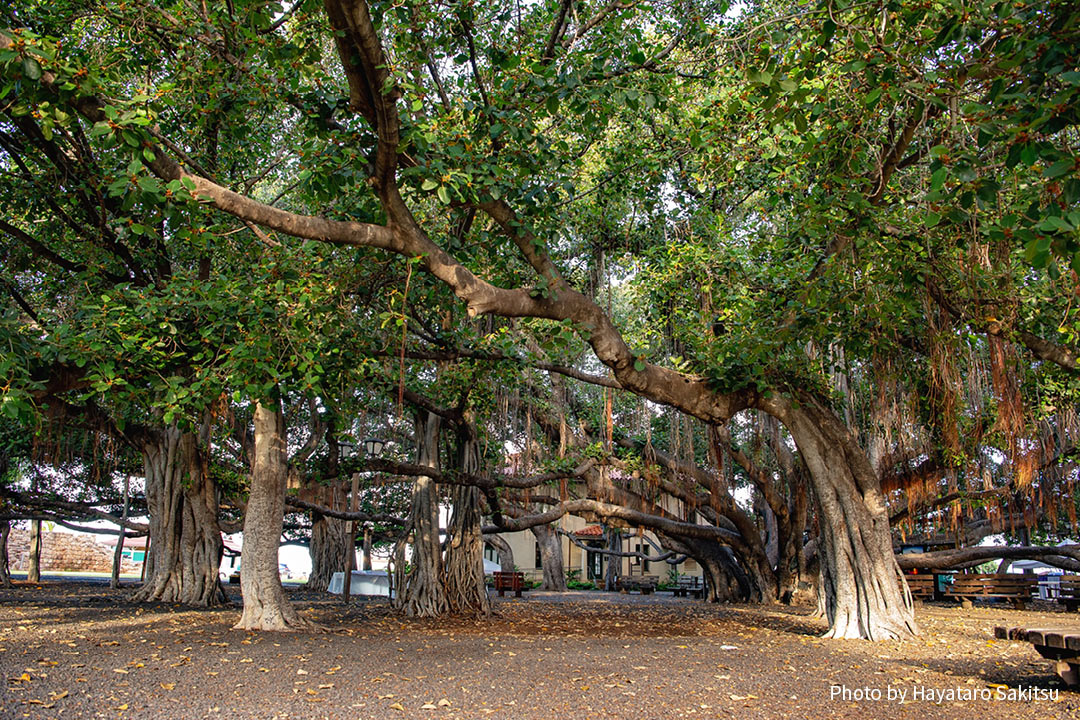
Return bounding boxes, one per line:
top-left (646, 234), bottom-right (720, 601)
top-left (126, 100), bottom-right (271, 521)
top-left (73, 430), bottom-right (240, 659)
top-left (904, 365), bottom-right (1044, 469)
top-left (2, 582), bottom-right (1079, 719)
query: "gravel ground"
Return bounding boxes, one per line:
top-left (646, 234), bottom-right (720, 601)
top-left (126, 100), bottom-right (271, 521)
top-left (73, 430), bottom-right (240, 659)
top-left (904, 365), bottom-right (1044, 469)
top-left (2, 582), bottom-right (1080, 719)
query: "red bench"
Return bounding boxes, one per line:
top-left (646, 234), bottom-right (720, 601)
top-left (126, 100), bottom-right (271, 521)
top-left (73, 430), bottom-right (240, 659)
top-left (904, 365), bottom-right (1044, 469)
top-left (492, 571), bottom-right (526, 598)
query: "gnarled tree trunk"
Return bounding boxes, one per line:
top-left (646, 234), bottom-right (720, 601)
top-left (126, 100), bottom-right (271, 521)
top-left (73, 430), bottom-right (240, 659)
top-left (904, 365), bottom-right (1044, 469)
top-left (443, 424), bottom-right (491, 614)
top-left (531, 523), bottom-right (567, 591)
top-left (443, 485), bottom-right (491, 613)
top-left (762, 394), bottom-right (917, 640)
top-left (660, 534), bottom-right (750, 603)
top-left (483, 533), bottom-right (515, 573)
top-left (308, 510), bottom-right (351, 593)
top-left (304, 479), bottom-right (352, 594)
top-left (401, 410), bottom-right (448, 617)
top-left (134, 426), bottom-right (226, 606)
top-left (234, 401), bottom-right (309, 631)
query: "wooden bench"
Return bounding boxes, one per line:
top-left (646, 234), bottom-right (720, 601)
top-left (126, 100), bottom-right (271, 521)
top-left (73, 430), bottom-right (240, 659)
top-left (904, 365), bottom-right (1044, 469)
top-left (671, 576), bottom-right (705, 599)
top-left (616, 575), bottom-right (659, 595)
top-left (901, 573), bottom-right (936, 600)
top-left (1058, 575), bottom-right (1080, 611)
top-left (995, 625), bottom-right (1080, 685)
top-left (492, 571), bottom-right (526, 598)
top-left (945, 573), bottom-right (1038, 609)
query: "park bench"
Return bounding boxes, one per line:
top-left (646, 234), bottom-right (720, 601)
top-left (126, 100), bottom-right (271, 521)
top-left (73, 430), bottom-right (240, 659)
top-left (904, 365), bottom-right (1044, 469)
top-left (901, 573), bottom-right (936, 600)
top-left (995, 625), bottom-right (1080, 685)
top-left (671, 576), bottom-right (705, 599)
top-left (945, 573), bottom-right (1038, 609)
top-left (616, 575), bottom-right (659, 595)
top-left (492, 571), bottom-right (526, 598)
top-left (1057, 575), bottom-right (1080, 611)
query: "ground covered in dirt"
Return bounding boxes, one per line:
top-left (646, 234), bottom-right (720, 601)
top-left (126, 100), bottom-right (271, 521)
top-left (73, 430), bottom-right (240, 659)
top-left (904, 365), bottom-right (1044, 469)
top-left (2, 582), bottom-right (1079, 719)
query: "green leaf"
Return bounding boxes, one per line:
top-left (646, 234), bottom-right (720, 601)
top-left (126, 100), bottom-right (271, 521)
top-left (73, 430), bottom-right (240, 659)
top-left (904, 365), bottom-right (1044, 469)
top-left (1044, 159), bottom-right (1075, 179)
top-left (633, 359), bottom-right (646, 372)
top-left (437, 185), bottom-right (450, 204)
top-left (21, 57), bottom-right (42, 81)
top-left (923, 211), bottom-right (941, 228)
top-left (930, 167), bottom-right (947, 191)
top-left (421, 178), bottom-right (438, 191)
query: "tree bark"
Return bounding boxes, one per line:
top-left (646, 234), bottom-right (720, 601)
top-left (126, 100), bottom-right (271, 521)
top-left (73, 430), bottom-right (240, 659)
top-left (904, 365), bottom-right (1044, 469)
top-left (483, 533), bottom-right (515, 573)
top-left (762, 394), bottom-right (918, 640)
top-left (443, 423), bottom-right (491, 615)
top-left (531, 523), bottom-right (567, 591)
top-left (0, 520), bottom-right (11, 587)
top-left (659, 533), bottom-right (750, 602)
top-left (400, 410), bottom-right (448, 617)
top-left (307, 509), bottom-right (351, 593)
top-left (603, 526), bottom-right (620, 591)
top-left (897, 544), bottom-right (1080, 572)
top-left (362, 528), bottom-right (373, 570)
top-left (110, 475), bottom-right (130, 589)
top-left (27, 519), bottom-right (41, 582)
top-left (444, 485), bottom-right (491, 613)
top-left (134, 426), bottom-right (226, 606)
top-left (234, 401), bottom-right (310, 631)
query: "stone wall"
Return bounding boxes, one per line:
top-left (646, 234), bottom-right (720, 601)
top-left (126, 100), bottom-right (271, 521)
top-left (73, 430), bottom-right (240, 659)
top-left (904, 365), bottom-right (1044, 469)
top-left (6, 528), bottom-right (139, 574)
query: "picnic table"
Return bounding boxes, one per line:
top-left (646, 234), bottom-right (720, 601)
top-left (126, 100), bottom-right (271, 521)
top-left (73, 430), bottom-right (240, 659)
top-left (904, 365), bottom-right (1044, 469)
top-left (902, 573), bottom-right (937, 600)
top-left (616, 575), bottom-right (659, 595)
top-left (995, 625), bottom-right (1080, 685)
top-left (492, 571), bottom-right (526, 598)
top-left (1057, 575), bottom-right (1080, 611)
top-left (944, 573), bottom-right (1038, 609)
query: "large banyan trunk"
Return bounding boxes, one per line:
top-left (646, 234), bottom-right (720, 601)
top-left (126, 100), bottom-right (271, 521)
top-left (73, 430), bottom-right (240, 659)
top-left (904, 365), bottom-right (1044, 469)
top-left (400, 410), bottom-right (448, 617)
top-left (134, 425), bottom-right (226, 606)
top-left (234, 402), bottom-right (309, 631)
top-left (0, 520), bottom-right (11, 587)
top-left (483, 533), bottom-right (515, 572)
top-left (444, 486), bottom-right (491, 614)
top-left (762, 394), bottom-right (917, 640)
top-left (308, 511), bottom-right (351, 593)
top-left (531, 523), bottom-right (567, 591)
top-left (305, 481), bottom-right (352, 593)
top-left (443, 424), bottom-right (491, 614)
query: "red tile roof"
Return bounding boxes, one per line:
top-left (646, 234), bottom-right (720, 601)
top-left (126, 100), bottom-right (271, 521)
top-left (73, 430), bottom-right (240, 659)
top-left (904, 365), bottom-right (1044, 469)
top-left (574, 525), bottom-right (604, 537)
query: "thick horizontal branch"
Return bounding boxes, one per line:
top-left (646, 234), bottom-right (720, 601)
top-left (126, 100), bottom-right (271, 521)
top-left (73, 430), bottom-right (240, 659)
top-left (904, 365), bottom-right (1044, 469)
top-left (283, 495), bottom-right (405, 526)
top-left (897, 544), bottom-right (1080, 572)
top-left (363, 457), bottom-right (594, 490)
top-left (1, 488), bottom-right (148, 533)
top-left (483, 497), bottom-right (739, 543)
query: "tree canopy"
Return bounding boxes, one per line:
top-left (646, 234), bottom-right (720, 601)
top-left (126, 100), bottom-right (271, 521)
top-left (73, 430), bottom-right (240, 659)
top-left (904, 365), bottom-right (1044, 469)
top-left (0, 0), bottom-right (1079, 639)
